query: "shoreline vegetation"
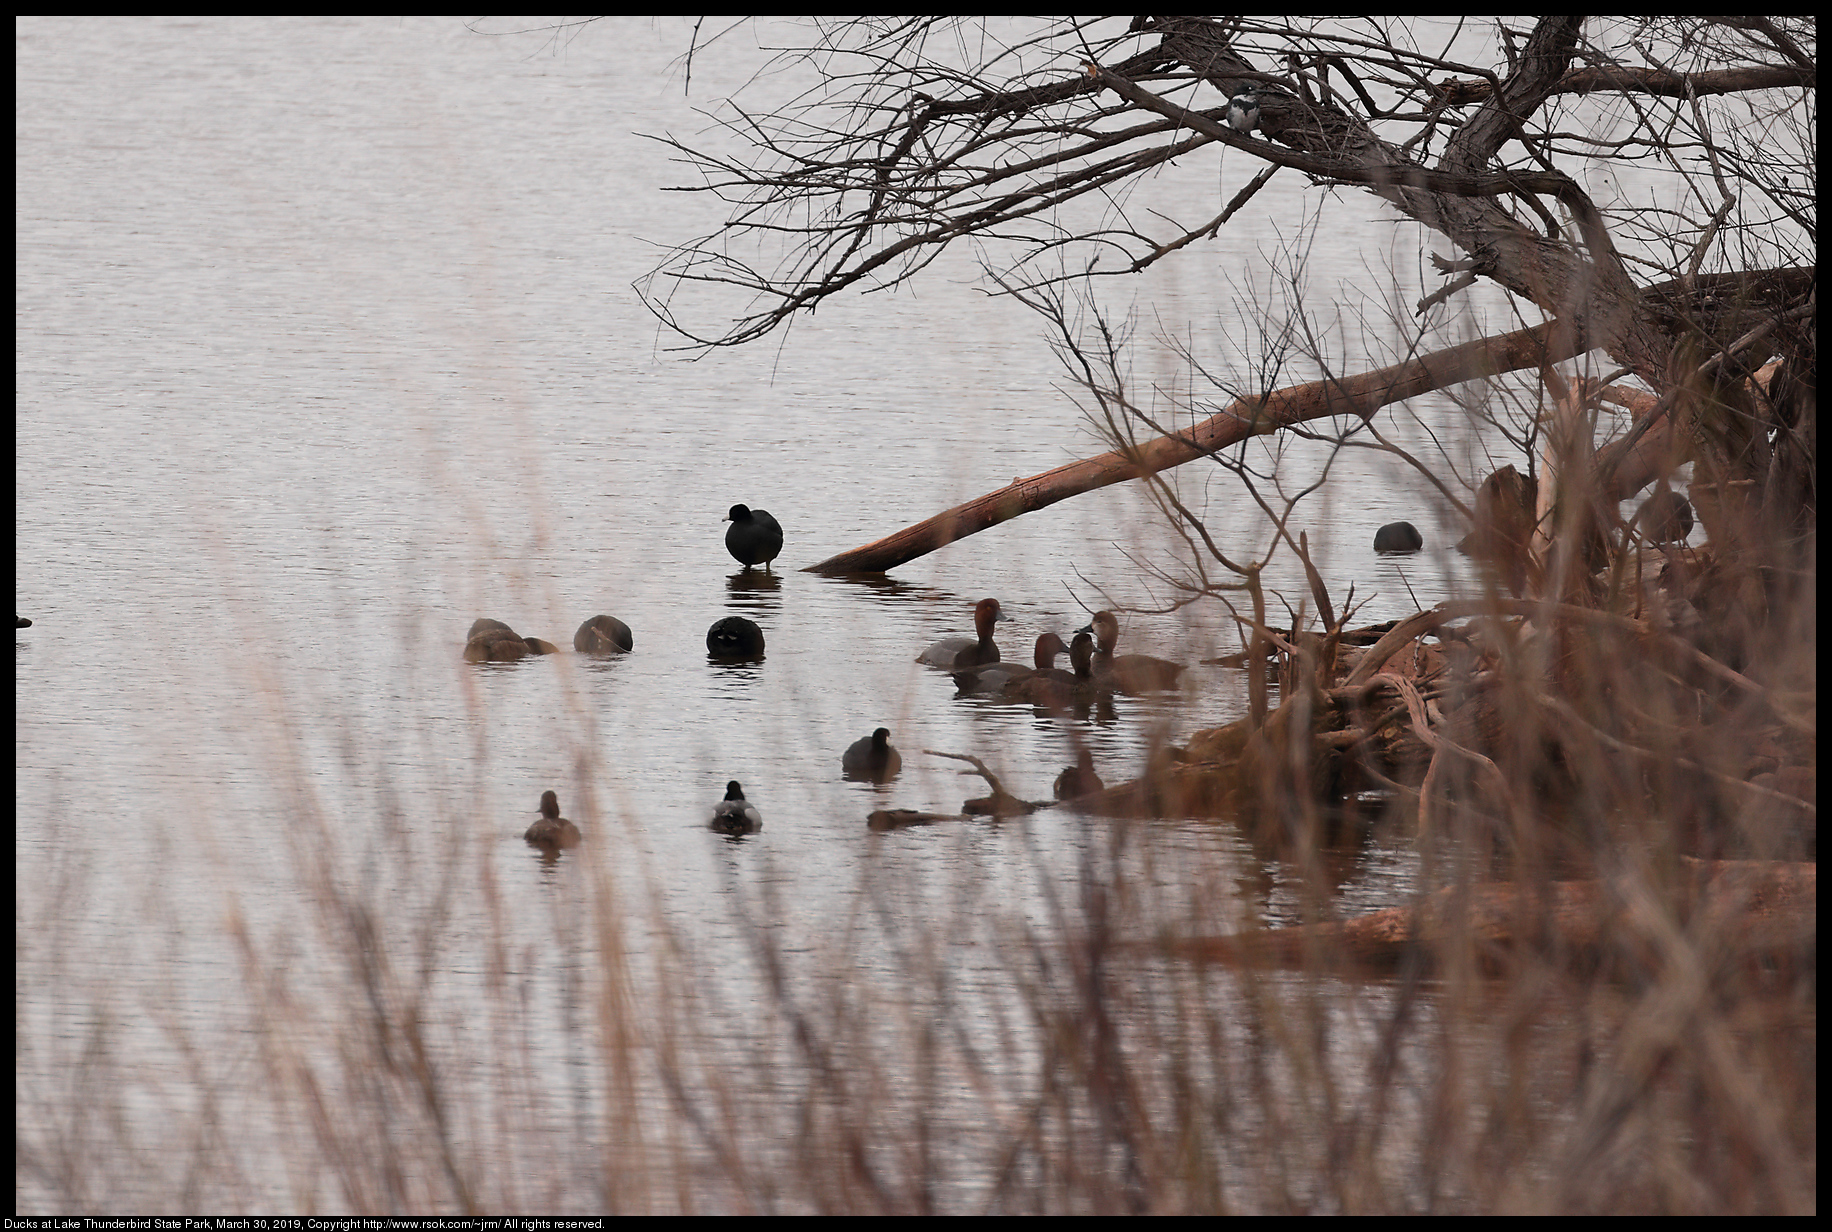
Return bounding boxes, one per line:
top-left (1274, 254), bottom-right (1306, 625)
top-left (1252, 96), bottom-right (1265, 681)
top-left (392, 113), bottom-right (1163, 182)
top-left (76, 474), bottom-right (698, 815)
top-left (749, 17), bottom-right (1816, 1113)
top-left (829, 352), bottom-right (1812, 990)
top-left (627, 13), bottom-right (1814, 1209)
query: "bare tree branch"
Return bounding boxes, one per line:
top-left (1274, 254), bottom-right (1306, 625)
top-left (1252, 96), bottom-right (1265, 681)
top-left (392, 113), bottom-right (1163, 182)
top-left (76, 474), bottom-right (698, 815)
top-left (807, 321), bottom-right (1581, 574)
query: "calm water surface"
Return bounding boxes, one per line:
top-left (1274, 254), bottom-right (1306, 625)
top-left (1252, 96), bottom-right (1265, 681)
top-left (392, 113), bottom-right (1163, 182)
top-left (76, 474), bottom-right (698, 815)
top-left (20, 17), bottom-right (1512, 1210)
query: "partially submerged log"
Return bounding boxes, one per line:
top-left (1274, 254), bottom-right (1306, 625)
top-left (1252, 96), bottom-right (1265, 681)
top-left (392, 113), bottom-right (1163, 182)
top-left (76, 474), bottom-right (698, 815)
top-left (806, 322), bottom-right (1582, 574)
top-left (868, 809), bottom-right (964, 831)
top-left (964, 794), bottom-right (1045, 817)
top-left (869, 750), bottom-right (1052, 827)
top-left (1158, 859), bottom-right (1815, 978)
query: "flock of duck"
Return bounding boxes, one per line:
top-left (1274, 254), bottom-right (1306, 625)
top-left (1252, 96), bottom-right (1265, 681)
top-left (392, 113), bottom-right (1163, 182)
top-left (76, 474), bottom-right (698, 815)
top-left (478, 503), bottom-right (1189, 853)
top-left (931, 602), bottom-right (1187, 700)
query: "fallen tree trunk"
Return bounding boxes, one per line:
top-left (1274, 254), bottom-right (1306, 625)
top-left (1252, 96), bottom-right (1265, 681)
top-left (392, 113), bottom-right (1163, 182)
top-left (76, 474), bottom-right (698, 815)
top-left (806, 321), bottom-right (1582, 574)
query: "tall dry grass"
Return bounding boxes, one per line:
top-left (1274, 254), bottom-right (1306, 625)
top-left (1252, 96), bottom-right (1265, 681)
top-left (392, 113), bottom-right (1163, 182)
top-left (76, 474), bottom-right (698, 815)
top-left (16, 578), bottom-right (1814, 1214)
top-left (15, 363), bottom-right (1815, 1216)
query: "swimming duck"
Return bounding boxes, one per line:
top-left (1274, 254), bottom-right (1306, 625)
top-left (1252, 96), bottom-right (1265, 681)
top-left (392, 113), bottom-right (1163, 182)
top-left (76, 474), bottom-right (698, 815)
top-left (464, 634), bottom-right (530, 661)
top-left (1454, 465), bottom-right (1538, 595)
top-left (1373, 521), bottom-right (1423, 554)
top-left (1054, 749), bottom-right (1105, 801)
top-left (917, 598), bottom-right (1011, 669)
top-left (464, 619), bottom-right (556, 663)
top-left (952, 632), bottom-right (1070, 694)
top-left (841, 727), bottom-right (902, 782)
top-left (1004, 630), bottom-right (1106, 708)
top-left (574, 614), bottom-right (634, 654)
top-left (1078, 611), bottom-right (1185, 693)
top-left (707, 615), bottom-right (766, 659)
top-left (710, 781), bottom-right (763, 834)
top-left (524, 790), bottom-right (582, 849)
top-left (724, 504), bottom-right (784, 571)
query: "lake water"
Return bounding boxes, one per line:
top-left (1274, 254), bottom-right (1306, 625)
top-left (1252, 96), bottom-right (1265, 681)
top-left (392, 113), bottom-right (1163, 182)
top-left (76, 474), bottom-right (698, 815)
top-left (20, 17), bottom-right (1538, 1213)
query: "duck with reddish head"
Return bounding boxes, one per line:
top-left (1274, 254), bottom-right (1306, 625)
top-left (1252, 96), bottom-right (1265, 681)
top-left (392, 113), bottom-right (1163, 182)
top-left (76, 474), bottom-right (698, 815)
top-left (1004, 630), bottom-right (1108, 709)
top-left (1054, 749), bottom-right (1104, 801)
top-left (952, 632), bottom-right (1070, 695)
top-left (1078, 611), bottom-right (1185, 694)
top-left (918, 598), bottom-right (1011, 669)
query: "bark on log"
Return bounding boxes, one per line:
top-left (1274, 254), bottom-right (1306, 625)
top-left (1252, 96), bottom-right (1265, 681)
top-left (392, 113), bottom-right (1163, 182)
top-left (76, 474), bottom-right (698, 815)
top-left (807, 321), bottom-right (1583, 575)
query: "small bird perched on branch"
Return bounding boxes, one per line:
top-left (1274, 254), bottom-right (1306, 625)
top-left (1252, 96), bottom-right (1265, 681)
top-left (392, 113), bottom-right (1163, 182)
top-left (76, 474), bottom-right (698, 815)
top-left (1227, 85), bottom-right (1260, 135)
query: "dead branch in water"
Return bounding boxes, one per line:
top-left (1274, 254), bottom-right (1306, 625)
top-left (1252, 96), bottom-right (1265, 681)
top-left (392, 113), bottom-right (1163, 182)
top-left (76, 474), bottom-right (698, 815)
top-left (805, 322), bottom-right (1582, 575)
top-left (925, 749), bottom-right (1045, 816)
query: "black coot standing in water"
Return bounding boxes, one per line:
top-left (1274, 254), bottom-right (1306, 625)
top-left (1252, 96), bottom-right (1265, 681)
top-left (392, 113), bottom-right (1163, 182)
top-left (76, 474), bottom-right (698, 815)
top-left (724, 504), bottom-right (784, 571)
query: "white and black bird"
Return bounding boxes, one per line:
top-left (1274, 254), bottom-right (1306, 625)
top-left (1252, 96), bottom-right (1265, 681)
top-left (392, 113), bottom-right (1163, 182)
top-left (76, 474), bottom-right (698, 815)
top-left (1227, 85), bottom-right (1260, 135)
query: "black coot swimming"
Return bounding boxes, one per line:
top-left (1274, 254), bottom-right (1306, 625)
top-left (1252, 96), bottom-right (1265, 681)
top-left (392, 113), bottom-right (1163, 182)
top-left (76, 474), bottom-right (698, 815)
top-left (842, 728), bottom-right (902, 782)
top-left (707, 616), bottom-right (765, 659)
top-left (1374, 521), bottom-right (1423, 554)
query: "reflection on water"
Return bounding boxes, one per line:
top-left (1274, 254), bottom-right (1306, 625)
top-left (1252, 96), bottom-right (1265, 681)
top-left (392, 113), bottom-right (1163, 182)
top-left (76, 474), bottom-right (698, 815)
top-left (725, 569), bottom-right (783, 596)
